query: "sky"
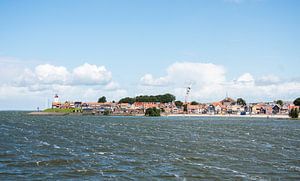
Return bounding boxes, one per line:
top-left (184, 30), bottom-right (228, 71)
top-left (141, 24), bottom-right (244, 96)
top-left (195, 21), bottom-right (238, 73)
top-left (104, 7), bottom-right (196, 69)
top-left (0, 0), bottom-right (299, 110)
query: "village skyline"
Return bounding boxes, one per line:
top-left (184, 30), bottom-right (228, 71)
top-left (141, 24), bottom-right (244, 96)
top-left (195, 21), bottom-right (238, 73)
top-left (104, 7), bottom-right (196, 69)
top-left (47, 93), bottom-right (300, 118)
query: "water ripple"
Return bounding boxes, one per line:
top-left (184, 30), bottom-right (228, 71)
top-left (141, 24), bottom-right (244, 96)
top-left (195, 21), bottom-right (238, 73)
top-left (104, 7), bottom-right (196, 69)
top-left (0, 111), bottom-right (300, 180)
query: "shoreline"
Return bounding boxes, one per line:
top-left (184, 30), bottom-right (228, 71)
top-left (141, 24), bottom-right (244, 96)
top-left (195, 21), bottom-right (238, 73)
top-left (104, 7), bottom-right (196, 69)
top-left (27, 111), bottom-right (290, 119)
top-left (162, 114), bottom-right (290, 119)
top-left (27, 112), bottom-right (69, 116)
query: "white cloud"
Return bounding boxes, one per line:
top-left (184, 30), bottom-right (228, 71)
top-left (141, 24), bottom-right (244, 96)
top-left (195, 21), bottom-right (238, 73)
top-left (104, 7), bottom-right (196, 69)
top-left (72, 63), bottom-right (112, 85)
top-left (15, 63), bottom-right (113, 87)
top-left (35, 64), bottom-right (70, 84)
top-left (139, 62), bottom-right (300, 103)
top-left (140, 62), bottom-right (226, 87)
top-left (236, 73), bottom-right (255, 85)
top-left (104, 81), bottom-right (120, 90)
top-left (140, 74), bottom-right (170, 86)
top-left (256, 74), bottom-right (280, 85)
top-left (0, 60), bottom-right (126, 109)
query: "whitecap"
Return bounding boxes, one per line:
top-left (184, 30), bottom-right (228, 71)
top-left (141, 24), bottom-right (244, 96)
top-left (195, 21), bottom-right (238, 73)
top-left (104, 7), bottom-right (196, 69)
top-left (290, 166), bottom-right (300, 172)
top-left (40, 141), bottom-right (50, 146)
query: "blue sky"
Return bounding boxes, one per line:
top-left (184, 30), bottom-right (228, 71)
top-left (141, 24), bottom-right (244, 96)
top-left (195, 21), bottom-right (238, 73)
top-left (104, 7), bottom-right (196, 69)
top-left (0, 0), bottom-right (299, 110)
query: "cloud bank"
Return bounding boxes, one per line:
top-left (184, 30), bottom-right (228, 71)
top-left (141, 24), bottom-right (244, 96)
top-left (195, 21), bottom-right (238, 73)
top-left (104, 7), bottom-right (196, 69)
top-left (140, 62), bottom-right (300, 103)
top-left (0, 61), bottom-right (127, 109)
top-left (16, 63), bottom-right (113, 87)
top-left (0, 58), bottom-right (299, 110)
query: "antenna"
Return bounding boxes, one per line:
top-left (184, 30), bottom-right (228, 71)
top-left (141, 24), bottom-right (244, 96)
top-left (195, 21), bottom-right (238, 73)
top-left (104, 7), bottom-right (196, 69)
top-left (185, 84), bottom-right (192, 103)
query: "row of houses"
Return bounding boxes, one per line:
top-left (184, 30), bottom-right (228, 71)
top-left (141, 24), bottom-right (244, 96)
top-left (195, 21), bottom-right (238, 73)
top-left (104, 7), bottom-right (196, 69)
top-left (51, 95), bottom-right (298, 115)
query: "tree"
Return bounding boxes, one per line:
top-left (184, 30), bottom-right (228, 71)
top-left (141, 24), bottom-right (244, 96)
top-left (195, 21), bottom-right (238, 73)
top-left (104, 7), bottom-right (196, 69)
top-left (293, 98), bottom-right (300, 106)
top-left (118, 93), bottom-right (176, 104)
top-left (289, 108), bottom-right (299, 119)
top-left (276, 100), bottom-right (283, 107)
top-left (191, 101), bottom-right (199, 105)
top-left (237, 98), bottom-right (246, 106)
top-left (145, 107), bottom-right (160, 116)
top-left (103, 109), bottom-right (110, 116)
top-left (159, 93), bottom-right (176, 103)
top-left (175, 101), bottom-right (183, 108)
top-left (119, 97), bottom-right (136, 104)
top-left (98, 96), bottom-right (107, 103)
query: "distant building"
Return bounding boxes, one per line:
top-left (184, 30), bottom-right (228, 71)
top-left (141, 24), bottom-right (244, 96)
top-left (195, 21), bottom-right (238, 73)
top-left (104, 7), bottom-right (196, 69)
top-left (52, 94), bottom-right (61, 108)
top-left (220, 97), bottom-right (236, 107)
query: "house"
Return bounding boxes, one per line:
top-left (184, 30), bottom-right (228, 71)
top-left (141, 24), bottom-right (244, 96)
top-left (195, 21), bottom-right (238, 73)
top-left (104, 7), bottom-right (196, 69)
top-left (133, 102), bottom-right (160, 112)
top-left (143, 102), bottom-right (160, 109)
top-left (52, 102), bottom-right (61, 108)
top-left (281, 104), bottom-right (289, 114)
top-left (265, 105), bottom-right (273, 115)
top-left (228, 104), bottom-right (244, 114)
top-left (81, 102), bottom-right (116, 113)
top-left (212, 102), bottom-right (226, 114)
top-left (272, 105), bottom-right (280, 114)
top-left (74, 102), bottom-right (82, 108)
top-left (207, 104), bottom-right (215, 114)
top-left (251, 104), bottom-right (267, 114)
top-left (60, 101), bottom-right (72, 109)
top-left (114, 103), bottom-right (132, 113)
top-left (159, 102), bottom-right (174, 114)
top-left (187, 104), bottom-right (201, 114)
top-left (220, 97), bottom-right (236, 107)
top-left (288, 104), bottom-right (300, 112)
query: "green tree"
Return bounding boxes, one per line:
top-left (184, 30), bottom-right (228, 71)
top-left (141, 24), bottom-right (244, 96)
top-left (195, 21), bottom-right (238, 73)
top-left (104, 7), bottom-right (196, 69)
top-left (119, 97), bottom-right (136, 104)
top-left (289, 108), bottom-right (299, 119)
top-left (175, 101), bottom-right (183, 108)
top-left (293, 98), bottom-right (300, 106)
top-left (237, 98), bottom-right (246, 106)
top-left (119, 93), bottom-right (176, 104)
top-left (145, 107), bottom-right (160, 116)
top-left (191, 101), bottom-right (199, 105)
top-left (159, 93), bottom-right (176, 103)
top-left (276, 100), bottom-right (283, 107)
top-left (98, 96), bottom-right (107, 103)
top-left (103, 109), bottom-right (110, 116)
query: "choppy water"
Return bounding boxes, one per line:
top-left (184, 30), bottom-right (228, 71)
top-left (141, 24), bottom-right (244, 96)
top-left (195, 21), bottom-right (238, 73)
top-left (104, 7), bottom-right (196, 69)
top-left (0, 111), bottom-right (300, 180)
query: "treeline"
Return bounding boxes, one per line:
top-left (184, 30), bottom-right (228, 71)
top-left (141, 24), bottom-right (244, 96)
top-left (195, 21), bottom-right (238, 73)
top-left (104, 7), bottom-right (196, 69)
top-left (119, 93), bottom-right (176, 104)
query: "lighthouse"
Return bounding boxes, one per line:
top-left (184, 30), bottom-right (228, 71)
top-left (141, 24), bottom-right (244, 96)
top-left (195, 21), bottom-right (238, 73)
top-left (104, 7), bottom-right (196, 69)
top-left (54, 94), bottom-right (59, 103)
top-left (52, 94), bottom-right (61, 108)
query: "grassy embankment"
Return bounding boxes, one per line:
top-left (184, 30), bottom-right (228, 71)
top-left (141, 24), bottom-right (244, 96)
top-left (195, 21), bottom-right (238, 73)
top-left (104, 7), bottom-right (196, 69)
top-left (43, 108), bottom-right (82, 113)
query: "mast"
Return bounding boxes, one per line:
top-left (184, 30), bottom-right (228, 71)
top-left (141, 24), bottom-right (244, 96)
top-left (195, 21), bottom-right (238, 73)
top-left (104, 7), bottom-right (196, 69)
top-left (185, 84), bottom-right (192, 104)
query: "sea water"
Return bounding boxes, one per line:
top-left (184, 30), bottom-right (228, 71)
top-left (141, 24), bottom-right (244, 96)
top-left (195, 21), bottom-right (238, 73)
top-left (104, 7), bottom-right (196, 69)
top-left (0, 111), bottom-right (300, 180)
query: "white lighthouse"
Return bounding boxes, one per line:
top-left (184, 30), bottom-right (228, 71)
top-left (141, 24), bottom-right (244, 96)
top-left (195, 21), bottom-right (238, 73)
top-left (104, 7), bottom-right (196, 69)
top-left (54, 94), bottom-right (59, 103)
